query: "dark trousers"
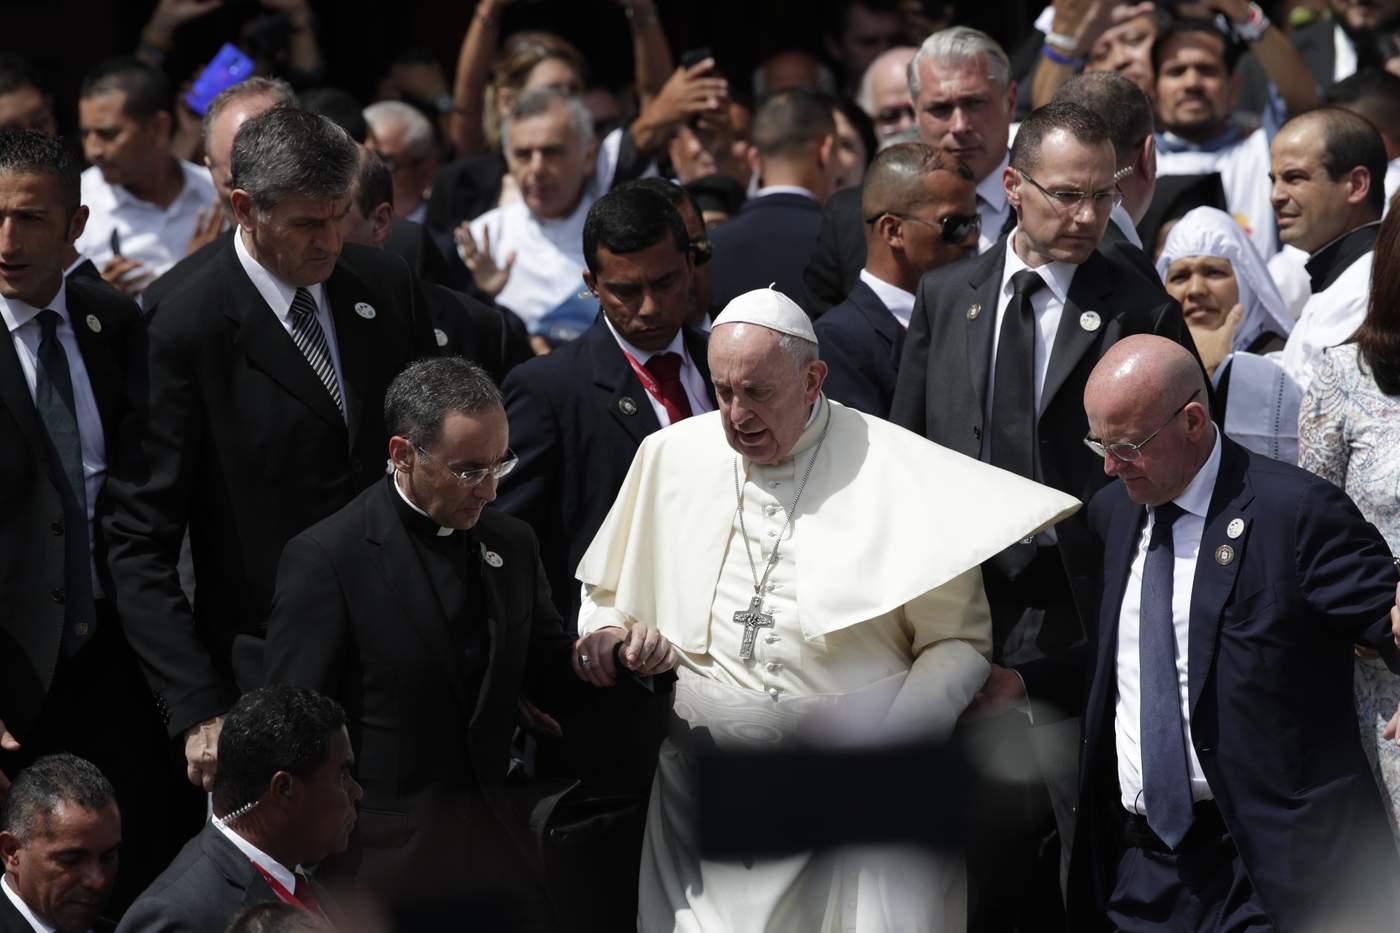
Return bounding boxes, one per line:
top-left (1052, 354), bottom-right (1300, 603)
top-left (1107, 803), bottom-right (1271, 932)
top-left (0, 602), bottom-right (205, 918)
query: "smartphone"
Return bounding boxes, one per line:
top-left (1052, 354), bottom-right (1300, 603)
top-left (184, 43), bottom-right (256, 116)
top-left (680, 47), bottom-right (714, 69)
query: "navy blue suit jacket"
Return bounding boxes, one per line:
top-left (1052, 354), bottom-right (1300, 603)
top-left (813, 278), bottom-right (904, 418)
top-left (710, 192), bottom-right (824, 314)
top-left (1020, 437), bottom-right (1400, 932)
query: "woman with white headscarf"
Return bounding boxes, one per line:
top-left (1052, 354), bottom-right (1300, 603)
top-left (1157, 207), bottom-right (1302, 462)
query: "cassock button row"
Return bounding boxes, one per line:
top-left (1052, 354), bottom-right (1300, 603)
top-left (767, 687), bottom-right (780, 699)
top-left (766, 661), bottom-right (782, 673)
top-left (765, 635), bottom-right (779, 644)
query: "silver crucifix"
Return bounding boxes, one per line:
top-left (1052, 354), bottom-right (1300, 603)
top-left (733, 594), bottom-right (774, 661)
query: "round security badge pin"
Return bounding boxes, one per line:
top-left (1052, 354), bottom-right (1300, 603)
top-left (354, 302), bottom-right (376, 320)
top-left (1226, 518), bottom-right (1244, 539)
top-left (434, 328), bottom-right (449, 348)
top-left (618, 396), bottom-right (639, 416)
top-left (86, 314), bottom-right (103, 334)
top-left (480, 542), bottom-right (503, 568)
top-left (1079, 311), bottom-right (1101, 332)
top-left (1215, 544), bottom-right (1234, 565)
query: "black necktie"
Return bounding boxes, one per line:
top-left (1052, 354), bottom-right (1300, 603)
top-left (35, 310), bottom-right (97, 653)
top-left (989, 269), bottom-right (1046, 480)
top-left (1139, 502), bottom-right (1195, 848)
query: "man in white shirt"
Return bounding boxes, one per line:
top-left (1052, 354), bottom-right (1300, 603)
top-left (0, 755), bottom-right (121, 933)
top-left (73, 58), bottom-right (217, 298)
top-left (816, 142), bottom-right (978, 418)
top-left (116, 687), bottom-right (358, 933)
top-left (1273, 107), bottom-right (1387, 391)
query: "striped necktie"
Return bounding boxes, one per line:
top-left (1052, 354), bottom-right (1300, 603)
top-left (287, 287), bottom-right (344, 417)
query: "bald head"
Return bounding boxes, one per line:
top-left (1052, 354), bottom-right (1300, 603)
top-left (857, 47), bottom-right (917, 140)
top-left (1084, 336), bottom-right (1213, 506)
top-left (861, 142), bottom-right (978, 288)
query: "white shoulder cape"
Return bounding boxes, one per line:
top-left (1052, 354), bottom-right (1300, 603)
top-left (575, 400), bottom-right (1081, 652)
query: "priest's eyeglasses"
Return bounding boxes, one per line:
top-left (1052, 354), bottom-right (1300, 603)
top-left (1082, 390), bottom-right (1200, 462)
top-left (864, 210), bottom-right (981, 244)
top-left (1017, 170), bottom-right (1122, 213)
top-left (414, 446), bottom-right (519, 486)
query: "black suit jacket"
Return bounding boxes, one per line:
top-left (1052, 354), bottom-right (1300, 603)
top-left (421, 280), bottom-right (522, 384)
top-left (139, 228), bottom-right (234, 314)
top-left (114, 823), bottom-right (284, 933)
top-left (813, 277), bottom-right (904, 418)
top-left (801, 185), bottom-right (866, 317)
top-left (0, 278), bottom-right (139, 738)
top-left (710, 192), bottom-right (824, 313)
top-left (383, 218), bottom-right (453, 289)
top-left (1099, 215), bottom-right (1161, 285)
top-left (496, 316), bottom-right (713, 624)
top-left (264, 480), bottom-right (577, 884)
top-left (1020, 439), bottom-right (1400, 931)
top-left (103, 238), bottom-right (437, 737)
top-left (890, 244), bottom-right (1197, 587)
top-left (0, 888), bottom-right (115, 933)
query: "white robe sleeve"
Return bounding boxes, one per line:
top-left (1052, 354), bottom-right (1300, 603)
top-left (577, 582), bottom-right (632, 636)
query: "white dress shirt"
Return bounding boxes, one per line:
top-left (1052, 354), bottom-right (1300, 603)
top-left (212, 819), bottom-right (300, 894)
top-left (1115, 430), bottom-right (1222, 814)
top-left (2, 873), bottom-right (57, 933)
top-left (74, 160), bottom-right (216, 291)
top-left (1, 281), bottom-right (106, 591)
top-left (233, 227), bottom-right (346, 416)
top-left (602, 316), bottom-right (713, 426)
top-left (857, 268), bottom-right (915, 329)
top-left (751, 185), bottom-right (819, 202)
top-left (976, 152), bottom-right (1012, 255)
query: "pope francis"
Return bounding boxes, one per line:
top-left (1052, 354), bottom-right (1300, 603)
top-left (575, 288), bottom-right (1080, 932)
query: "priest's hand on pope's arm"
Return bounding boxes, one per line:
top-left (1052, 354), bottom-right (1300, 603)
top-left (571, 624), bottom-right (677, 687)
top-left (964, 664), bottom-right (1029, 721)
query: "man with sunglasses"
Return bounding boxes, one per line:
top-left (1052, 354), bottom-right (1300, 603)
top-left (978, 334), bottom-right (1400, 931)
top-left (265, 356), bottom-right (675, 920)
top-left (815, 142), bottom-right (978, 417)
top-left (892, 100), bottom-right (1196, 931)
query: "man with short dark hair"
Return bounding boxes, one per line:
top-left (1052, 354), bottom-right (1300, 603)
top-left (710, 88), bottom-right (837, 312)
top-left (265, 357), bottom-right (674, 923)
top-left (816, 143), bottom-right (977, 417)
top-left (104, 108), bottom-right (436, 797)
top-left (1324, 68), bottom-right (1400, 209)
top-left (0, 755), bottom-right (120, 933)
top-left (1274, 107), bottom-right (1387, 390)
top-left (73, 58), bottom-right (217, 297)
top-left (117, 687), bottom-right (358, 933)
top-left (0, 57), bottom-right (56, 136)
top-left (625, 177), bottom-right (716, 326)
top-left (823, 0), bottom-right (905, 92)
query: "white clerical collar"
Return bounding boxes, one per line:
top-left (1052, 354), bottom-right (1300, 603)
top-left (602, 313), bottom-right (688, 365)
top-left (234, 225), bottom-right (328, 324)
top-left (1110, 203), bottom-right (1143, 248)
top-left (857, 268), bottom-right (915, 329)
top-left (0, 275), bottom-right (69, 336)
top-left (754, 185), bottom-right (818, 202)
top-left (393, 470), bottom-right (455, 536)
top-left (212, 818), bottom-right (300, 893)
top-left (1001, 231), bottom-right (1076, 303)
top-left (977, 152), bottom-right (1010, 212)
top-left (2, 874), bottom-right (58, 933)
top-left (1170, 427), bottom-right (1221, 519)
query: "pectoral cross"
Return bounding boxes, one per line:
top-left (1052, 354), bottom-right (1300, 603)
top-left (733, 594), bottom-right (774, 661)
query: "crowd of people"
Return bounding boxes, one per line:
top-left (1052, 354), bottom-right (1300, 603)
top-left (4, 0), bottom-right (1400, 930)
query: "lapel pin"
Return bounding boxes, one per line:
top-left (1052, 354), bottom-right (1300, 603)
top-left (354, 302), bottom-right (376, 320)
top-left (966, 303), bottom-right (982, 320)
top-left (480, 543), bottom-right (503, 568)
top-left (433, 328), bottom-right (449, 348)
top-left (1079, 311), bottom-right (1102, 332)
top-left (1215, 544), bottom-right (1235, 565)
top-left (619, 396), bottom-right (639, 416)
top-left (1226, 518), bottom-right (1244, 539)
top-left (86, 314), bottom-right (102, 334)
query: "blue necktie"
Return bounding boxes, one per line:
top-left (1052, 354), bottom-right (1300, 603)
top-left (1139, 502), bottom-right (1194, 848)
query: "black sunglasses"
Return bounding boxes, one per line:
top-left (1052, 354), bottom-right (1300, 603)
top-left (864, 211), bottom-right (981, 245)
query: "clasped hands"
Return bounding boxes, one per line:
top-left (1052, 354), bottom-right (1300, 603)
top-left (572, 623), bottom-right (676, 688)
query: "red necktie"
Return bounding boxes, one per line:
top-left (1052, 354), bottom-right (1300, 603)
top-left (644, 352), bottom-right (693, 423)
top-left (294, 872), bottom-right (326, 918)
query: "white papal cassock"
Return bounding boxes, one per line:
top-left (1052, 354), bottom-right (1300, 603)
top-left (577, 396), bottom-right (1080, 933)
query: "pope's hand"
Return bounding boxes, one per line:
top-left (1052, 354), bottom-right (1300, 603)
top-left (184, 715), bottom-right (224, 791)
top-left (573, 624), bottom-right (676, 687)
top-left (965, 663), bottom-right (1028, 721)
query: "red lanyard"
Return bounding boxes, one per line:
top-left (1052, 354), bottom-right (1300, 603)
top-left (619, 348), bottom-right (671, 407)
top-left (251, 862), bottom-right (325, 918)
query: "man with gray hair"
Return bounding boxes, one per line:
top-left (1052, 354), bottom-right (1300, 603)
top-left (105, 106), bottom-right (437, 795)
top-left (856, 46), bottom-right (919, 144)
top-left (805, 26), bottom-right (1019, 313)
top-left (459, 87), bottom-right (608, 343)
top-left (577, 287), bottom-right (1078, 931)
top-left (364, 100), bottom-right (438, 224)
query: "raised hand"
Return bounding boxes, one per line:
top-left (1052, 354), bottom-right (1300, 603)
top-left (455, 223), bottom-right (515, 297)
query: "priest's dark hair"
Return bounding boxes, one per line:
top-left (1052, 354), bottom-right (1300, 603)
top-left (0, 754), bottom-right (115, 843)
top-left (212, 687), bottom-right (346, 817)
top-left (582, 183), bottom-right (690, 276)
top-left (0, 129), bottom-right (82, 213)
top-left (1010, 101), bottom-right (1110, 174)
top-left (384, 356), bottom-right (503, 451)
top-left (1356, 205), bottom-right (1400, 396)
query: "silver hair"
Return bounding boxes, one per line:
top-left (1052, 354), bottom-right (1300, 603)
top-left (200, 76), bottom-right (295, 151)
top-left (363, 100), bottom-right (436, 160)
top-left (231, 108), bottom-right (358, 214)
top-left (777, 333), bottom-right (819, 367)
top-left (907, 27), bottom-right (1011, 101)
top-left (501, 87), bottom-right (594, 153)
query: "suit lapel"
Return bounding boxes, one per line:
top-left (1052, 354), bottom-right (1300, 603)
top-left (66, 287), bottom-right (125, 443)
top-left (587, 318), bottom-right (662, 443)
top-left (1186, 440), bottom-right (1251, 717)
top-left (851, 280), bottom-right (903, 358)
top-left (224, 245), bottom-right (347, 433)
top-left (322, 265), bottom-right (373, 451)
top-left (0, 322), bottom-right (49, 469)
top-left (964, 247), bottom-right (1007, 418)
top-left (1041, 251), bottom-right (1113, 416)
